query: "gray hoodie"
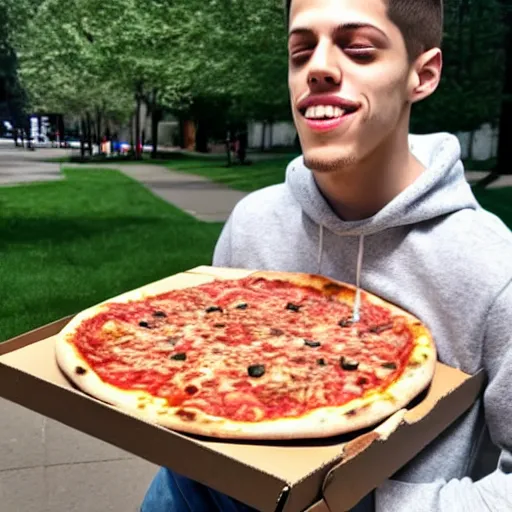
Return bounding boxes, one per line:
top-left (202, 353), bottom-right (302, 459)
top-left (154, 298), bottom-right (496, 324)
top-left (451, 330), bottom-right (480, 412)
top-left (212, 132), bottom-right (512, 511)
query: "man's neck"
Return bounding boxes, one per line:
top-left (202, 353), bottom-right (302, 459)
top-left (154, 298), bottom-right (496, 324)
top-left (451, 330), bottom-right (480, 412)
top-left (313, 135), bottom-right (426, 222)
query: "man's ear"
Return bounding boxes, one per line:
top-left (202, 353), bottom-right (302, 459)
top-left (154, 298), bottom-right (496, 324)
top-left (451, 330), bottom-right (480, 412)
top-left (409, 48), bottom-right (443, 104)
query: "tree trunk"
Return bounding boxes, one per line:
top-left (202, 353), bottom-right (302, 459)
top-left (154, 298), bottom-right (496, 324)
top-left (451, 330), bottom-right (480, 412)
top-left (151, 114), bottom-right (161, 159)
top-left (96, 108), bottom-right (102, 150)
top-left (86, 112), bottom-right (93, 156)
top-left (225, 129), bottom-right (232, 167)
top-left (237, 123), bottom-right (248, 165)
top-left (468, 130), bottom-right (475, 161)
top-left (80, 117), bottom-right (86, 159)
top-left (25, 119), bottom-right (33, 151)
top-left (135, 85), bottom-right (142, 160)
top-left (457, 0), bottom-right (467, 81)
top-left (495, 1), bottom-right (512, 175)
top-left (147, 88), bottom-right (157, 159)
top-left (260, 122), bottom-right (266, 152)
top-left (130, 115), bottom-right (135, 154)
top-left (195, 120), bottom-right (209, 153)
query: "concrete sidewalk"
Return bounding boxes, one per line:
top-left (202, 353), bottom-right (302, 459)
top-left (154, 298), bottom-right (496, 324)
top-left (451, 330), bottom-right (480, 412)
top-left (0, 147), bottom-right (68, 186)
top-left (65, 162), bottom-right (248, 222)
top-left (0, 399), bottom-right (157, 512)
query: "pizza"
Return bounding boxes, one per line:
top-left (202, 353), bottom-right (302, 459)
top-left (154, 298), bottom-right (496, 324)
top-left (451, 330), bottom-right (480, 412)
top-left (54, 271), bottom-right (437, 440)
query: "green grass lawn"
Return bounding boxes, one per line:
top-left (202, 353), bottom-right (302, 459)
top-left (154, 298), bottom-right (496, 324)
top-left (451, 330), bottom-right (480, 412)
top-left (2, 162), bottom-right (510, 343)
top-left (164, 155), bottom-right (298, 192)
top-left (0, 168), bottom-right (223, 342)
top-left (472, 187), bottom-right (512, 228)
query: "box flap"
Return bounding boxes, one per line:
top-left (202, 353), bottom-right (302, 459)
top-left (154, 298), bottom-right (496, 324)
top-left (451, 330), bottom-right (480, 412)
top-left (313, 368), bottom-right (486, 512)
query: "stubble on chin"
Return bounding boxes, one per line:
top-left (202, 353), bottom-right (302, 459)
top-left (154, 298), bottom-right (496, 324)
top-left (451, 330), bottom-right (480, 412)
top-left (303, 154), bottom-right (358, 173)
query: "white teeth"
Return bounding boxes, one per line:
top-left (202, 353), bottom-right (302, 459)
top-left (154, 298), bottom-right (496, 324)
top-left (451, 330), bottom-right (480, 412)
top-left (315, 105), bottom-right (326, 118)
top-left (334, 106), bottom-right (343, 117)
top-left (303, 105), bottom-right (346, 119)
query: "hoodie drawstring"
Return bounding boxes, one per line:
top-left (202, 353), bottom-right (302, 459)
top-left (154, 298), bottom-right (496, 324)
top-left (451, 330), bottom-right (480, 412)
top-left (317, 224), bottom-right (324, 273)
top-left (317, 225), bottom-right (365, 322)
top-left (353, 234), bottom-right (365, 322)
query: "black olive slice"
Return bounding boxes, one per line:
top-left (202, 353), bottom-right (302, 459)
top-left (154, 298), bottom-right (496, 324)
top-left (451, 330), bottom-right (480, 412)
top-left (286, 303), bottom-right (302, 312)
top-left (185, 385), bottom-right (198, 395)
top-left (206, 306), bottom-right (223, 313)
top-left (304, 339), bottom-right (321, 348)
top-left (170, 353), bottom-right (187, 361)
top-left (340, 356), bottom-right (359, 371)
top-left (248, 364), bottom-right (265, 378)
top-left (369, 323), bottom-right (394, 334)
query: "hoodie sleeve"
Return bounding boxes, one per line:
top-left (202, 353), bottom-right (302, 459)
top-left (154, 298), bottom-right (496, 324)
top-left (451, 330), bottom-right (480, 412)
top-left (375, 280), bottom-right (512, 511)
top-left (212, 214), bottom-right (233, 267)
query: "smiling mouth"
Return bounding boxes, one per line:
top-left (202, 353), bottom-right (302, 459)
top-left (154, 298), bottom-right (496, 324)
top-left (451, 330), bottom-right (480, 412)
top-left (299, 104), bottom-right (359, 120)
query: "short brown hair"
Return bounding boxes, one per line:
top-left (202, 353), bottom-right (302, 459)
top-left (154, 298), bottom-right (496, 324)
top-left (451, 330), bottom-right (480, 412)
top-left (285, 0), bottom-right (444, 60)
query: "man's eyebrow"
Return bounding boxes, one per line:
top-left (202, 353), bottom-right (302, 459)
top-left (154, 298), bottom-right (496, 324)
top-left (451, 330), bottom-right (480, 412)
top-left (335, 22), bottom-right (389, 40)
top-left (289, 23), bottom-right (389, 41)
top-left (288, 27), bottom-right (314, 38)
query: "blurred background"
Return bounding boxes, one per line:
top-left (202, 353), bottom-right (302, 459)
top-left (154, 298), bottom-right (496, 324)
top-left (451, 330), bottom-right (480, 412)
top-left (0, 0), bottom-right (511, 171)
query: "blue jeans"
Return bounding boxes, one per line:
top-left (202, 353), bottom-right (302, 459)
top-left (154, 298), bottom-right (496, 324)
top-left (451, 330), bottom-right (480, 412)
top-left (141, 467), bottom-right (256, 511)
top-left (141, 467), bottom-right (374, 511)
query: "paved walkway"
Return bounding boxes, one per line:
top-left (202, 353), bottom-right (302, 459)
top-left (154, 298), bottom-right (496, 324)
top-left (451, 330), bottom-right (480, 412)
top-left (65, 162), bottom-right (248, 222)
top-left (0, 146), bottom-right (67, 186)
top-left (465, 170), bottom-right (512, 188)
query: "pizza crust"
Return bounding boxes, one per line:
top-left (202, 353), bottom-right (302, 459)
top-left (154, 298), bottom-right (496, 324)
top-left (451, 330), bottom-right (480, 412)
top-left (55, 270), bottom-right (437, 440)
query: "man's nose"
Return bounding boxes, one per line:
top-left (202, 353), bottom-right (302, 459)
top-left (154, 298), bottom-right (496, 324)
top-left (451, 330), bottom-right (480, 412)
top-left (307, 44), bottom-right (341, 90)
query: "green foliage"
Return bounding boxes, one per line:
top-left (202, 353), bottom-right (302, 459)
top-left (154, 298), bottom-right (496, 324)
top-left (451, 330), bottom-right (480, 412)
top-left (411, 0), bottom-right (507, 133)
top-left (5, 0), bottom-right (509, 137)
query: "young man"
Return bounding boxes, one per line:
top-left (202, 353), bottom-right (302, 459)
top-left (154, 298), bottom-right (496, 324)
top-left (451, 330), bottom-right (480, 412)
top-left (141, 0), bottom-right (512, 510)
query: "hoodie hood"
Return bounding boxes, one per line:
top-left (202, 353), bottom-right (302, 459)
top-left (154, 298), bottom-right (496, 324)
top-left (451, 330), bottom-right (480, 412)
top-left (286, 132), bottom-right (479, 237)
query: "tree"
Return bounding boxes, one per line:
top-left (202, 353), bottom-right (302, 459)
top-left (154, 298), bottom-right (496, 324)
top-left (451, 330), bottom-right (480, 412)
top-left (495, 0), bottom-right (512, 175)
top-left (411, 0), bottom-right (507, 141)
top-left (12, 0), bottom-right (134, 156)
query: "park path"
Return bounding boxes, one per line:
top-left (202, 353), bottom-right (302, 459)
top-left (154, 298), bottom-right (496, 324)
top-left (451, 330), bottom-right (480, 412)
top-left (0, 146), bottom-right (65, 186)
top-left (65, 161), bottom-right (248, 223)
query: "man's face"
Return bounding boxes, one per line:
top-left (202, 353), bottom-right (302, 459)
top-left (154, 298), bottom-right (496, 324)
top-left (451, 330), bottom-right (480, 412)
top-left (288, 0), bottom-right (416, 173)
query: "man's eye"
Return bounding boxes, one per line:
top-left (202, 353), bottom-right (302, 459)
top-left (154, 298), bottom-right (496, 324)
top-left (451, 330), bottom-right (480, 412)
top-left (345, 46), bottom-right (376, 61)
top-left (290, 50), bottom-right (313, 63)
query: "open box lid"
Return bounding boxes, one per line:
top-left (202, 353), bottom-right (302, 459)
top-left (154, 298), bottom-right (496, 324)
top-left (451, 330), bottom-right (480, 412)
top-left (0, 266), bottom-right (486, 512)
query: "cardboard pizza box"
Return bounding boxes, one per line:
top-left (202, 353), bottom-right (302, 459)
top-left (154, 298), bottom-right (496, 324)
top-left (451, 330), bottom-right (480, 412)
top-left (0, 266), bottom-right (486, 512)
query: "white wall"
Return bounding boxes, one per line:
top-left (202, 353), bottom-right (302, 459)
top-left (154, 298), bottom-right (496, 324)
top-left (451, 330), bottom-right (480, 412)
top-left (249, 120), bottom-right (499, 161)
top-left (248, 121), bottom-right (297, 149)
top-left (456, 123), bottom-right (499, 161)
